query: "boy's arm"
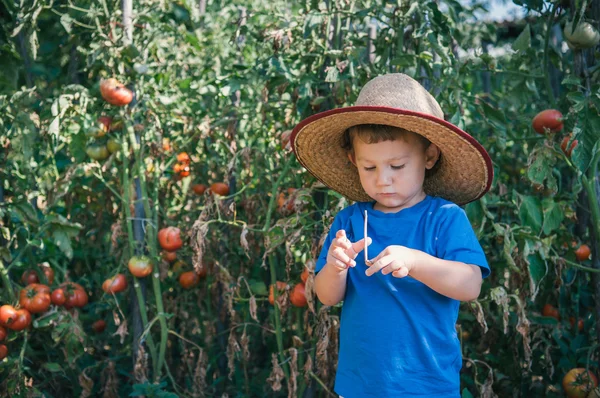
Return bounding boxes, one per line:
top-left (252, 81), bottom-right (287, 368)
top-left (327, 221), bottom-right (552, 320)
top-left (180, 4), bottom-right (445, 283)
top-left (314, 229), bottom-right (368, 306)
top-left (314, 263), bottom-right (349, 306)
top-left (409, 252), bottom-right (482, 302)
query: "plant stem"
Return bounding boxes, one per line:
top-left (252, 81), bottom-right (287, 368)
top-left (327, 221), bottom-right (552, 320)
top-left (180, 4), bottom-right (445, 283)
top-left (0, 260), bottom-right (15, 301)
top-left (121, 135), bottom-right (158, 376)
top-left (543, 2), bottom-right (559, 108)
top-left (263, 155), bottom-right (295, 232)
top-left (129, 125), bottom-right (169, 381)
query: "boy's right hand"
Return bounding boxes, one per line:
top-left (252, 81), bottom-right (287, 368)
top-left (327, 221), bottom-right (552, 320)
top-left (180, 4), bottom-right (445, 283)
top-left (326, 230), bottom-right (371, 271)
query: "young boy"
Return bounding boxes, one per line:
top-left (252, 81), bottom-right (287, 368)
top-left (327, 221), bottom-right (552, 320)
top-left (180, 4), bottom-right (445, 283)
top-left (290, 73), bottom-right (492, 397)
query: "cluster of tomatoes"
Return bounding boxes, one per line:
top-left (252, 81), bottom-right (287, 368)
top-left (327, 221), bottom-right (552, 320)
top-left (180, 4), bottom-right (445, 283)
top-left (531, 109), bottom-right (579, 159)
top-left (0, 264), bottom-right (89, 360)
top-left (85, 77), bottom-right (133, 162)
top-left (269, 268), bottom-right (310, 308)
top-left (157, 226), bottom-right (208, 289)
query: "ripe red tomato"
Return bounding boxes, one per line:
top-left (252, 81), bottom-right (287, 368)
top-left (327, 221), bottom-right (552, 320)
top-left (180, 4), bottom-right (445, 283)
top-left (60, 282), bottom-right (88, 309)
top-left (102, 274), bottom-right (128, 294)
top-left (92, 320), bottom-right (107, 333)
top-left (176, 152), bottom-right (191, 164)
top-left (51, 288), bottom-right (66, 306)
top-left (128, 256), bottom-right (153, 278)
top-left (179, 271), bottom-right (200, 289)
top-left (575, 244), bottom-right (591, 262)
top-left (563, 368), bottom-right (598, 398)
top-left (192, 184), bottom-right (207, 195)
top-left (561, 134), bottom-right (578, 158)
top-left (19, 283), bottom-right (52, 314)
top-left (100, 78), bottom-right (134, 106)
top-left (569, 317), bottom-right (584, 332)
top-left (290, 283), bottom-right (308, 307)
top-left (0, 345), bottom-right (7, 360)
top-left (210, 182), bottom-right (230, 196)
top-left (158, 227), bottom-right (183, 251)
top-left (0, 305), bottom-right (17, 327)
top-left (268, 281), bottom-right (287, 305)
top-left (21, 264), bottom-right (54, 286)
top-left (532, 109), bottom-right (563, 134)
top-left (300, 268), bottom-right (309, 284)
top-left (8, 309), bottom-right (32, 331)
top-left (162, 251), bottom-right (177, 263)
top-left (0, 326), bottom-right (6, 341)
top-left (542, 303), bottom-right (560, 320)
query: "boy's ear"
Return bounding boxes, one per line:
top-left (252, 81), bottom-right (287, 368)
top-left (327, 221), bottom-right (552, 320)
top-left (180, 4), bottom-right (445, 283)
top-left (347, 151), bottom-right (357, 166)
top-left (425, 144), bottom-right (440, 170)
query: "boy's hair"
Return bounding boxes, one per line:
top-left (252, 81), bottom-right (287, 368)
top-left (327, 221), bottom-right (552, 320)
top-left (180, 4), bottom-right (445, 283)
top-left (341, 124), bottom-right (431, 152)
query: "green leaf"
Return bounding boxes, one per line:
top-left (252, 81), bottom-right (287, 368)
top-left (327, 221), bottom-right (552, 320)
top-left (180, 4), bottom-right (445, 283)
top-left (42, 363), bottom-right (63, 373)
top-left (525, 250), bottom-right (547, 300)
top-left (526, 145), bottom-right (557, 194)
top-left (541, 200), bottom-right (564, 236)
top-left (461, 388), bottom-right (475, 398)
top-left (518, 195), bottom-right (543, 233)
top-left (512, 24), bottom-right (531, 51)
top-left (52, 229), bottom-right (73, 259)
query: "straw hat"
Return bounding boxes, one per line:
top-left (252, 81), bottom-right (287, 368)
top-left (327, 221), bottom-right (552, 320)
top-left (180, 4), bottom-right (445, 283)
top-left (290, 73), bottom-right (493, 205)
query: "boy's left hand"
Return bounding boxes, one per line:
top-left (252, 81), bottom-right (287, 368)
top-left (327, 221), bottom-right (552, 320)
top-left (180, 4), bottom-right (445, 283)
top-left (365, 245), bottom-right (419, 278)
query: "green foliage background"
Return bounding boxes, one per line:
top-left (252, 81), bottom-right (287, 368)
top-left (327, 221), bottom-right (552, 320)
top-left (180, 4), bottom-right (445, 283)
top-left (0, 0), bottom-right (599, 396)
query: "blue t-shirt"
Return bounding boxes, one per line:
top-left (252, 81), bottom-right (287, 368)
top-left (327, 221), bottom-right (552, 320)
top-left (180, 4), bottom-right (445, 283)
top-left (315, 195), bottom-right (489, 398)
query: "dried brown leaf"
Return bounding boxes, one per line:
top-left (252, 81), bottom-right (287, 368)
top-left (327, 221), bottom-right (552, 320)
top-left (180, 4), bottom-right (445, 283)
top-left (287, 348), bottom-right (298, 398)
top-left (226, 329), bottom-right (241, 380)
top-left (249, 296), bottom-right (258, 322)
top-left (112, 319), bottom-right (128, 344)
top-left (266, 353), bottom-right (284, 392)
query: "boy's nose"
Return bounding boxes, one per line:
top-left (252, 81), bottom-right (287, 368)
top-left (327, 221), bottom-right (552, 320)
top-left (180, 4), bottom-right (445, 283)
top-left (375, 171), bottom-right (392, 185)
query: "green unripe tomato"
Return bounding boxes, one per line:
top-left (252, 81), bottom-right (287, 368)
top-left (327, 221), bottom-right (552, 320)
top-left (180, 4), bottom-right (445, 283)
top-left (86, 145), bottom-right (110, 160)
top-left (564, 20), bottom-right (600, 49)
top-left (106, 138), bottom-right (121, 154)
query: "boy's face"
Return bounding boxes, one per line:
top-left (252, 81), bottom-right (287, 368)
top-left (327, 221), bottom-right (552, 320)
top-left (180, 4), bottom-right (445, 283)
top-left (348, 132), bottom-right (439, 213)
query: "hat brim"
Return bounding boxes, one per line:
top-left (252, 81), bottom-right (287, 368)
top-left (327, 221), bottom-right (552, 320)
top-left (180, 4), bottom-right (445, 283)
top-left (291, 106), bottom-right (493, 205)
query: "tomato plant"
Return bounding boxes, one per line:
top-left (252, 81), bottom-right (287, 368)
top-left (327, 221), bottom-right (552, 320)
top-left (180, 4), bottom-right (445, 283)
top-left (86, 145), bottom-right (110, 161)
top-left (575, 244), bottom-right (591, 262)
top-left (158, 227), bottom-right (183, 252)
top-left (100, 78), bottom-right (133, 106)
top-left (300, 268), bottom-right (309, 284)
top-left (7, 309), bottom-right (32, 331)
top-left (51, 289), bottom-right (66, 306)
top-left (92, 320), bottom-right (106, 333)
top-left (21, 264), bottom-right (54, 286)
top-left (59, 282), bottom-right (88, 309)
top-left (268, 281), bottom-right (287, 305)
top-left (564, 20), bottom-right (600, 49)
top-left (0, 345), bottom-right (7, 361)
top-left (102, 274), bottom-right (128, 294)
top-left (290, 283), bottom-right (307, 307)
top-left (532, 109), bottom-right (563, 134)
top-left (161, 251), bottom-right (177, 263)
top-left (19, 284), bottom-right (52, 314)
top-left (128, 256), bottom-right (153, 278)
top-left (210, 182), bottom-right (230, 196)
top-left (562, 368), bottom-right (598, 398)
top-left (542, 304), bottom-right (560, 320)
top-left (192, 183), bottom-right (207, 195)
top-left (0, 326), bottom-right (6, 341)
top-left (179, 271), bottom-right (200, 289)
top-left (561, 133), bottom-right (578, 158)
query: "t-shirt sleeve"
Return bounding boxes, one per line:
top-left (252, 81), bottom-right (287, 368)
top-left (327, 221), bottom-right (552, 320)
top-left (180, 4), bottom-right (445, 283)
top-left (315, 212), bottom-right (345, 273)
top-left (436, 205), bottom-right (490, 278)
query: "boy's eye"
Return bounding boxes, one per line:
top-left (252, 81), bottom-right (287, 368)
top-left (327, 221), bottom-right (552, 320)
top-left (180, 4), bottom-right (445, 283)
top-left (363, 166), bottom-right (376, 171)
top-left (391, 165), bottom-right (405, 170)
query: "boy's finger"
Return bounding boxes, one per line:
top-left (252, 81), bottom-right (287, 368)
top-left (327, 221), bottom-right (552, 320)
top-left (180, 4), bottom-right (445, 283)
top-left (392, 267), bottom-right (409, 278)
top-left (335, 230), bottom-right (347, 239)
top-left (351, 237), bottom-right (371, 255)
top-left (365, 254), bottom-right (391, 276)
top-left (333, 247), bottom-right (356, 267)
